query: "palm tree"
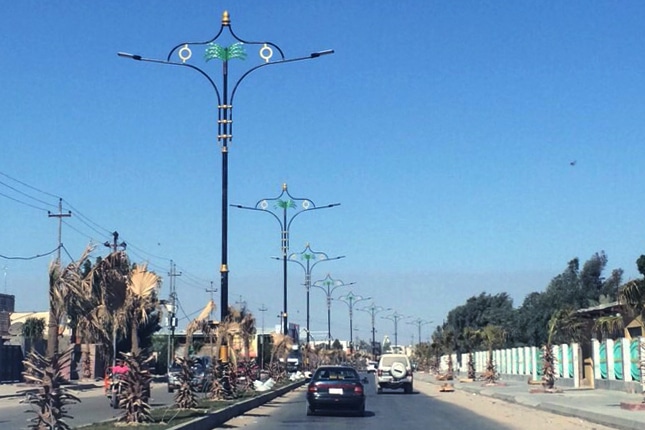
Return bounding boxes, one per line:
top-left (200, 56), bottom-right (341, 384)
top-left (542, 308), bottom-right (585, 390)
top-left (478, 325), bottom-right (506, 385)
top-left (184, 300), bottom-right (216, 358)
top-left (47, 245), bottom-right (94, 358)
top-left (124, 264), bottom-right (160, 354)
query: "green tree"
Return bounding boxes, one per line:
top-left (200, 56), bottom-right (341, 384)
top-left (22, 317), bottom-right (45, 352)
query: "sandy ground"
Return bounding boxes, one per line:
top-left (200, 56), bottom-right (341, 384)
top-left (418, 383), bottom-right (616, 430)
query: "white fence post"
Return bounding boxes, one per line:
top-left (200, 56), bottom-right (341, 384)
top-left (606, 339), bottom-right (615, 380)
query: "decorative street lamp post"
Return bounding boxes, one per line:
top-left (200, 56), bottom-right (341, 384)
top-left (407, 317), bottom-right (432, 346)
top-left (382, 311), bottom-right (407, 350)
top-left (358, 303), bottom-right (391, 359)
top-left (337, 291), bottom-right (370, 354)
top-left (233, 184), bottom-right (339, 334)
top-left (118, 10), bottom-right (333, 330)
top-left (282, 244), bottom-right (344, 344)
top-left (311, 274), bottom-right (354, 348)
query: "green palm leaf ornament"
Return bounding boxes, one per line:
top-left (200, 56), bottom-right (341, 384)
top-left (275, 199), bottom-right (297, 210)
top-left (204, 42), bottom-right (247, 62)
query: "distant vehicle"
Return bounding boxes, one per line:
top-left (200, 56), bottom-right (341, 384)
top-left (286, 347), bottom-right (302, 373)
top-left (376, 353), bottom-right (414, 394)
top-left (366, 360), bottom-right (377, 373)
top-left (192, 356), bottom-right (213, 392)
top-left (306, 365), bottom-right (367, 417)
top-left (167, 362), bottom-right (182, 393)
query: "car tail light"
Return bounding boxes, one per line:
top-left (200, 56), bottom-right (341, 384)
top-left (308, 385), bottom-right (317, 393)
top-left (377, 369), bottom-right (382, 376)
top-left (354, 386), bottom-right (363, 395)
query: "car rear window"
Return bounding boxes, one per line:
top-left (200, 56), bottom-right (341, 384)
top-left (380, 356), bottom-right (408, 367)
top-left (314, 368), bottom-right (358, 381)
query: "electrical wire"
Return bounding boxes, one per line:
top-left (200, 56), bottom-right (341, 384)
top-left (0, 245), bottom-right (61, 260)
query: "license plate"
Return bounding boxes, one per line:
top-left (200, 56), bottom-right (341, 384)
top-left (329, 388), bottom-right (343, 395)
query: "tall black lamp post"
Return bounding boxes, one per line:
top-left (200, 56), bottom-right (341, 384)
top-left (233, 184), bottom-right (339, 334)
top-left (358, 303), bottom-right (391, 359)
top-left (311, 274), bottom-right (354, 348)
top-left (281, 244), bottom-right (344, 344)
top-left (118, 11), bottom-right (333, 335)
top-left (337, 291), bottom-right (370, 354)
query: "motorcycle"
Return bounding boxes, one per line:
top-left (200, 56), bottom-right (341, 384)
top-left (105, 369), bottom-right (126, 409)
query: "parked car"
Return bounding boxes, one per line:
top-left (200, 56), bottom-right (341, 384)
top-left (167, 362), bottom-right (181, 393)
top-left (306, 365), bottom-right (367, 417)
top-left (376, 353), bottom-right (413, 394)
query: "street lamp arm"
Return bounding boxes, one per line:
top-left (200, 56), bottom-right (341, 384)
top-left (285, 203), bottom-right (340, 231)
top-left (231, 50), bottom-right (334, 105)
top-left (310, 255), bottom-right (344, 271)
top-left (117, 52), bottom-right (222, 105)
top-left (231, 204), bottom-right (283, 228)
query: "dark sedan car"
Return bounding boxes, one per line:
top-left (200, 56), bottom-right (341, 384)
top-left (306, 365), bottom-right (367, 417)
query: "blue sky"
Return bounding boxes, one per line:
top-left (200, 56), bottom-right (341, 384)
top-left (2, 1), bottom-right (644, 346)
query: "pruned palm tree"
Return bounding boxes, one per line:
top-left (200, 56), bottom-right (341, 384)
top-left (478, 325), bottom-right (506, 384)
top-left (542, 308), bottom-right (585, 390)
top-left (462, 327), bottom-right (480, 380)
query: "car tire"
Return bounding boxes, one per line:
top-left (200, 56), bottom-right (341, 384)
top-left (110, 392), bottom-right (119, 409)
top-left (167, 386), bottom-right (174, 393)
top-left (377, 386), bottom-right (383, 394)
top-left (405, 383), bottom-right (413, 394)
top-left (306, 404), bottom-right (315, 416)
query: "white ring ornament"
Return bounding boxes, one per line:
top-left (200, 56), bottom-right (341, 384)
top-left (259, 44), bottom-right (273, 63)
top-left (179, 44), bottom-right (192, 63)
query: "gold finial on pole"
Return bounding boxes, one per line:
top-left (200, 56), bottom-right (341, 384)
top-left (282, 183), bottom-right (288, 191)
top-left (222, 11), bottom-right (230, 26)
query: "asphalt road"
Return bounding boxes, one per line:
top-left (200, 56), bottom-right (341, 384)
top-left (221, 373), bottom-right (520, 430)
top-left (0, 382), bottom-right (176, 429)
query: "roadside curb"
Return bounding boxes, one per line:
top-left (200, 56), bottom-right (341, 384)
top-left (166, 379), bottom-right (306, 430)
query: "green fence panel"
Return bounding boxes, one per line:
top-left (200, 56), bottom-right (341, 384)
top-left (614, 341), bottom-right (623, 380)
top-left (567, 347), bottom-right (574, 378)
top-left (630, 339), bottom-right (640, 381)
top-left (556, 347), bottom-right (563, 377)
top-left (599, 343), bottom-right (607, 379)
top-left (535, 349), bottom-right (543, 375)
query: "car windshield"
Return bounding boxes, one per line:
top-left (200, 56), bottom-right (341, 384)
top-left (314, 368), bottom-right (358, 381)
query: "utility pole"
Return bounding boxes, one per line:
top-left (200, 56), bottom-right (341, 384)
top-left (167, 260), bottom-right (181, 366)
top-left (47, 198), bottom-right (71, 357)
top-left (258, 304), bottom-right (268, 370)
top-left (104, 231), bottom-right (126, 253)
top-left (235, 294), bottom-right (247, 309)
top-left (48, 198), bottom-right (71, 264)
top-left (104, 230), bottom-right (127, 366)
top-left (206, 282), bottom-right (217, 321)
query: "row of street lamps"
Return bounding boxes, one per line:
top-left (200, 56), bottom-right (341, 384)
top-left (118, 10), bottom-right (429, 354)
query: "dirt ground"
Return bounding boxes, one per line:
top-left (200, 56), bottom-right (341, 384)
top-left (418, 383), bottom-right (617, 430)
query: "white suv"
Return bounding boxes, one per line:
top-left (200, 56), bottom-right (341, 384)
top-left (376, 353), bottom-right (413, 394)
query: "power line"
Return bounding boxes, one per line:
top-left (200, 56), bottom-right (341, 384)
top-left (0, 245), bottom-right (61, 260)
top-left (0, 179), bottom-right (57, 209)
top-left (0, 170), bottom-right (60, 199)
top-left (0, 190), bottom-right (50, 212)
